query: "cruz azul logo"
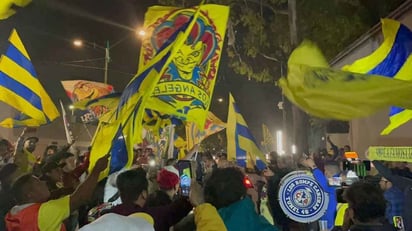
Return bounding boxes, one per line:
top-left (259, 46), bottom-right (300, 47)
top-left (278, 171), bottom-right (329, 223)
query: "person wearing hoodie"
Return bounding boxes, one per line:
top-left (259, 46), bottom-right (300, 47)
top-left (4, 155), bottom-right (109, 231)
top-left (146, 165), bottom-right (180, 207)
top-left (203, 167), bottom-right (278, 231)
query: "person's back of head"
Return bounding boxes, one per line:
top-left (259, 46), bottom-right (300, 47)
top-left (204, 167), bottom-right (246, 209)
top-left (344, 181), bottom-right (386, 224)
top-left (277, 155), bottom-right (293, 170)
top-left (116, 168), bottom-right (148, 204)
top-left (12, 174), bottom-right (50, 204)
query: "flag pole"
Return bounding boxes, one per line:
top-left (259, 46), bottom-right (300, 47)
top-left (167, 124), bottom-right (175, 159)
top-left (59, 100), bottom-right (74, 144)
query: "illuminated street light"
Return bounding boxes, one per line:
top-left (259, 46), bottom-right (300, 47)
top-left (276, 130), bottom-right (284, 155)
top-left (72, 39), bottom-right (110, 84)
top-left (291, 144), bottom-right (297, 154)
top-left (137, 29), bottom-right (146, 37)
top-left (68, 105), bottom-right (75, 110)
top-left (73, 39), bottom-right (83, 47)
top-left (217, 98), bottom-right (223, 103)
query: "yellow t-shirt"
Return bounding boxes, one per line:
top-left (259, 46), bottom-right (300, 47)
top-left (38, 196), bottom-right (70, 231)
top-left (14, 149), bottom-right (37, 175)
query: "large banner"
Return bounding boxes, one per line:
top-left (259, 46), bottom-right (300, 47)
top-left (368, 146), bottom-right (412, 162)
top-left (140, 4), bottom-right (229, 130)
top-left (61, 80), bottom-right (114, 123)
top-left (186, 111), bottom-right (225, 150)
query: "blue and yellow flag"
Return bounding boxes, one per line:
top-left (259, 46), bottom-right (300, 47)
top-left (89, 3), bottom-right (206, 177)
top-left (186, 111), bottom-right (226, 150)
top-left (343, 19), bottom-right (412, 135)
top-left (139, 4), bottom-right (229, 131)
top-left (278, 41), bottom-right (412, 121)
top-left (0, 29), bottom-right (59, 128)
top-left (227, 93), bottom-right (267, 170)
top-left (0, 0), bottom-right (31, 20)
top-left (261, 123), bottom-right (274, 153)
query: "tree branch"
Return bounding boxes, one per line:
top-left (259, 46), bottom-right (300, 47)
top-left (260, 53), bottom-right (280, 62)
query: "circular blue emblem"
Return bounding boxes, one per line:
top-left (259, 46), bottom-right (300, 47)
top-left (278, 171), bottom-right (329, 223)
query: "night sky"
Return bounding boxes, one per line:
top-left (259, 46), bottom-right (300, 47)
top-left (0, 0), bottom-right (282, 143)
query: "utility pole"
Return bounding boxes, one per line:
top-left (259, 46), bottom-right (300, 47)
top-left (104, 40), bottom-right (110, 84)
top-left (288, 0), bottom-right (309, 155)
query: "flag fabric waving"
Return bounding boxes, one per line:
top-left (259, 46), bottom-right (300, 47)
top-left (278, 40), bottom-right (412, 121)
top-left (139, 4), bottom-right (229, 131)
top-left (186, 111), bottom-right (226, 150)
top-left (343, 19), bottom-right (412, 135)
top-left (89, 2), bottom-right (207, 177)
top-left (61, 80), bottom-right (115, 123)
top-left (261, 123), bottom-right (274, 153)
top-left (0, 0), bottom-right (31, 20)
top-left (227, 93), bottom-right (267, 170)
top-left (0, 29), bottom-right (59, 128)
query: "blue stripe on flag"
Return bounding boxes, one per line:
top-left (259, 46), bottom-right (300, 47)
top-left (368, 24), bottom-right (412, 77)
top-left (256, 160), bottom-right (266, 171)
top-left (5, 45), bottom-right (37, 77)
top-left (237, 122), bottom-right (259, 144)
top-left (389, 106), bottom-right (405, 116)
top-left (233, 102), bottom-right (241, 114)
top-left (109, 125), bottom-right (128, 174)
top-left (0, 71), bottom-right (43, 110)
top-left (117, 68), bottom-right (151, 112)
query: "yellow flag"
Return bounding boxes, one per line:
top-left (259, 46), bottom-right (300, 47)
top-left (278, 41), bottom-right (412, 121)
top-left (343, 19), bottom-right (412, 135)
top-left (0, 0), bottom-right (31, 20)
top-left (186, 111), bottom-right (226, 150)
top-left (227, 93), bottom-right (267, 170)
top-left (139, 4), bottom-right (229, 131)
top-left (89, 2), bottom-right (207, 178)
top-left (0, 29), bottom-right (60, 127)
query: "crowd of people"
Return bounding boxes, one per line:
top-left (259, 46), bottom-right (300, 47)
top-left (0, 131), bottom-right (411, 231)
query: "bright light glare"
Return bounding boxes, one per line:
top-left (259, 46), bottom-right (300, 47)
top-left (73, 39), bottom-right (83, 47)
top-left (149, 159), bottom-right (156, 167)
top-left (291, 144), bottom-right (297, 154)
top-left (276, 130), bottom-right (284, 155)
top-left (217, 98), bottom-right (223, 103)
top-left (68, 105), bottom-right (75, 110)
top-left (137, 30), bottom-right (146, 37)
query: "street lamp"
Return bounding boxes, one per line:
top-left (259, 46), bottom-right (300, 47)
top-left (137, 29), bottom-right (146, 37)
top-left (73, 39), bottom-right (83, 47)
top-left (73, 39), bottom-right (110, 84)
top-left (217, 97), bottom-right (223, 103)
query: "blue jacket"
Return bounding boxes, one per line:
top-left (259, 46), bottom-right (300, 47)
top-left (313, 168), bottom-right (337, 230)
top-left (218, 197), bottom-right (278, 231)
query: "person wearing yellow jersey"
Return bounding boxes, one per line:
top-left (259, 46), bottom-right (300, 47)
top-left (12, 128), bottom-right (39, 177)
top-left (5, 154), bottom-right (109, 231)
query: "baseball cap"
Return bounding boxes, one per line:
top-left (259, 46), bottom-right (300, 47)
top-left (24, 136), bottom-right (39, 143)
top-left (157, 166), bottom-right (179, 190)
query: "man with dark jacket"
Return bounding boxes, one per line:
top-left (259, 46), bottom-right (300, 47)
top-left (373, 160), bottom-right (412, 230)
